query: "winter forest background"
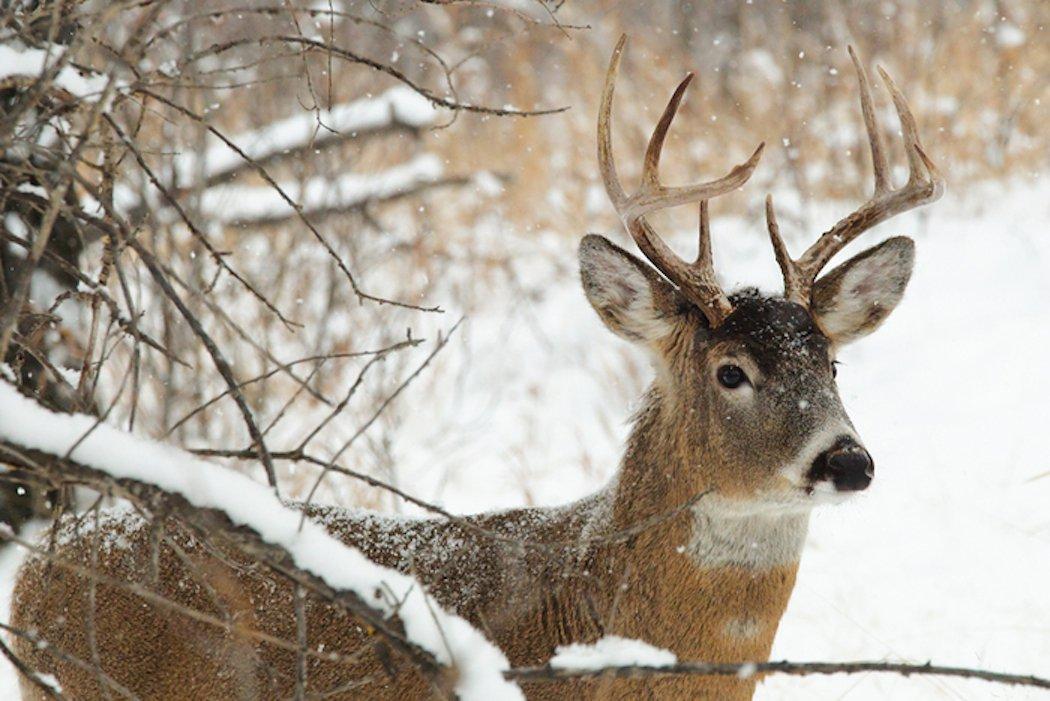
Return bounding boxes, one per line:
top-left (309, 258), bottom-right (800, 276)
top-left (0, 0), bottom-right (1048, 698)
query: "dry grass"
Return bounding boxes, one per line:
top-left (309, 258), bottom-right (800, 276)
top-left (429, 2), bottom-right (1049, 234)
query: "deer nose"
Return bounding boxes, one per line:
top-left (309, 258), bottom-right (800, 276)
top-left (822, 444), bottom-right (874, 492)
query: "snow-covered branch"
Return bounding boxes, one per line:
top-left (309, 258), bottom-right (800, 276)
top-left (0, 43), bottom-right (108, 100)
top-left (173, 87), bottom-right (439, 187)
top-left (198, 154), bottom-right (456, 226)
top-left (0, 381), bottom-right (523, 701)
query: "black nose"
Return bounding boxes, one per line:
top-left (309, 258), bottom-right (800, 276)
top-left (826, 446), bottom-right (874, 491)
top-left (811, 440), bottom-right (874, 492)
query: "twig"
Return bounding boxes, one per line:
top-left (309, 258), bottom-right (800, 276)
top-left (133, 87), bottom-right (445, 314)
top-left (124, 238), bottom-right (279, 491)
top-left (164, 340), bottom-right (421, 438)
top-left (102, 113), bottom-right (302, 331)
top-left (299, 318), bottom-right (464, 521)
top-left (0, 621), bottom-right (137, 700)
top-left (183, 35), bottom-right (568, 117)
top-left (0, 628), bottom-right (69, 700)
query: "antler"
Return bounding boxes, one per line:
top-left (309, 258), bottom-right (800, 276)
top-left (598, 34), bottom-right (765, 328)
top-left (766, 47), bottom-right (945, 306)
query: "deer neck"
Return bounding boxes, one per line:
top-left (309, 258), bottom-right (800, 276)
top-left (595, 386), bottom-right (809, 660)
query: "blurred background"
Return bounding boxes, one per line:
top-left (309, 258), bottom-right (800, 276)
top-left (1, 0), bottom-right (1048, 698)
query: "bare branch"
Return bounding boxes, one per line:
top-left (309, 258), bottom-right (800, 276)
top-left (180, 35), bottom-right (568, 118)
top-left (505, 660), bottom-right (1050, 691)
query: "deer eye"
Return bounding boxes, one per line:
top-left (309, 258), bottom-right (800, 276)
top-left (832, 360), bottom-right (840, 378)
top-left (717, 364), bottom-right (748, 389)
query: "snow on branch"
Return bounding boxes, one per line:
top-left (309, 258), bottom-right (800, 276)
top-left (550, 636), bottom-right (677, 670)
top-left (0, 43), bottom-right (108, 99)
top-left (199, 154), bottom-right (450, 225)
top-left (0, 381), bottom-right (523, 701)
top-left (174, 87), bottom-right (439, 186)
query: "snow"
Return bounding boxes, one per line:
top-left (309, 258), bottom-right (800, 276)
top-left (995, 23), bottom-right (1026, 49)
top-left (0, 44), bottom-right (108, 98)
top-left (550, 635), bottom-right (677, 670)
top-left (199, 154), bottom-right (444, 224)
top-left (78, 88), bottom-right (442, 223)
top-left (756, 177), bottom-right (1050, 699)
top-left (0, 521), bottom-right (43, 694)
top-left (173, 87), bottom-right (438, 184)
top-left (34, 674), bottom-right (60, 694)
top-left (88, 153), bottom-right (445, 225)
top-left (737, 662), bottom-right (758, 679)
top-left (0, 383), bottom-right (521, 701)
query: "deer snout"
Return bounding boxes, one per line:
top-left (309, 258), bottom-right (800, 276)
top-left (810, 439), bottom-right (874, 492)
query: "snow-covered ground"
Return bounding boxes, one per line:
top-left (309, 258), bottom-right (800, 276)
top-left (1, 175), bottom-right (1048, 698)
top-left (760, 178), bottom-right (1050, 700)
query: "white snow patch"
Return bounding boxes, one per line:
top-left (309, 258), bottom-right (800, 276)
top-left (0, 44), bottom-right (108, 98)
top-left (995, 23), bottom-right (1026, 48)
top-left (2, 213), bottom-right (28, 240)
top-left (550, 636), bottom-right (677, 670)
top-left (35, 673), bottom-right (61, 693)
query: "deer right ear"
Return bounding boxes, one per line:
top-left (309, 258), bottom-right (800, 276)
top-left (810, 236), bottom-right (915, 345)
top-left (579, 235), bottom-right (686, 344)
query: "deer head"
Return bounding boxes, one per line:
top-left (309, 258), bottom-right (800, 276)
top-left (581, 37), bottom-right (943, 511)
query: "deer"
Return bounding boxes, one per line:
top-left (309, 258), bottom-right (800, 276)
top-left (10, 37), bottom-right (942, 701)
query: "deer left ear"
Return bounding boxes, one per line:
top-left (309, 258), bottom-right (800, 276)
top-left (579, 234), bottom-right (687, 345)
top-left (811, 236), bottom-right (915, 345)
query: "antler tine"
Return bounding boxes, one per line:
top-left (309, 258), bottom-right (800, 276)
top-left (697, 200), bottom-right (713, 269)
top-left (764, 195), bottom-right (803, 301)
top-left (597, 34), bottom-right (629, 211)
top-left (597, 33), bottom-right (765, 327)
top-left (629, 134), bottom-right (765, 225)
top-left (642, 72), bottom-right (694, 188)
top-left (877, 65), bottom-right (943, 194)
top-left (778, 49), bottom-right (945, 305)
top-left (848, 46), bottom-right (890, 195)
top-left (878, 67), bottom-right (923, 181)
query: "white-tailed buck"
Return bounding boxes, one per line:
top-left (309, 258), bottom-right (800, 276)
top-left (12, 37), bottom-right (942, 700)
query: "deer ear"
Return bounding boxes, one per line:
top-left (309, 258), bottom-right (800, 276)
top-left (579, 234), bottom-right (686, 344)
top-left (811, 236), bottom-right (915, 345)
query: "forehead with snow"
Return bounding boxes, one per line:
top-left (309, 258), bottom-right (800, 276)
top-left (709, 291), bottom-right (830, 374)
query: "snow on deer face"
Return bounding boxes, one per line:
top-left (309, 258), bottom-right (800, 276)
top-left (579, 233), bottom-right (915, 509)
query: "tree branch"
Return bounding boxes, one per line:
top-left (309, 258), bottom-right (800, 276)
top-left (505, 659), bottom-right (1050, 691)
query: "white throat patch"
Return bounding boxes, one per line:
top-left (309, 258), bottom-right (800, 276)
top-left (686, 496), bottom-right (811, 569)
